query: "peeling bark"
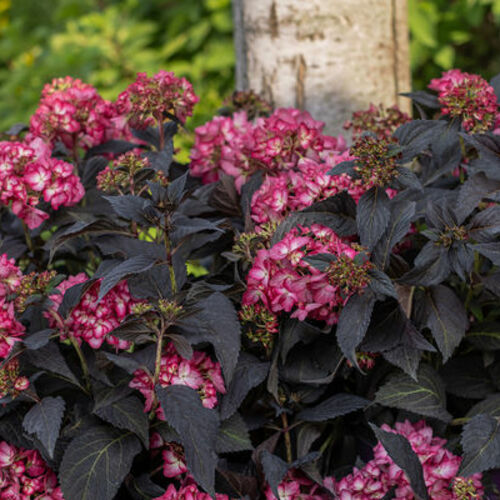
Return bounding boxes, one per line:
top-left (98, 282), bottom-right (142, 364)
top-left (233, 0), bottom-right (411, 136)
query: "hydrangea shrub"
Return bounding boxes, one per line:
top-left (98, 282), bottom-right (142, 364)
top-left (0, 68), bottom-right (500, 499)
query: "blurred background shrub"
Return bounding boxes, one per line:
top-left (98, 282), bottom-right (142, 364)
top-left (0, 0), bottom-right (499, 131)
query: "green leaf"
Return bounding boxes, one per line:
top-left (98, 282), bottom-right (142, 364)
top-left (59, 425), bottom-right (142, 500)
top-left (22, 396), bottom-right (65, 459)
top-left (94, 395), bottom-right (149, 448)
top-left (459, 414), bottom-right (500, 476)
top-left (216, 413), bottom-right (253, 453)
top-left (375, 364), bottom-right (451, 422)
top-left (156, 385), bottom-right (219, 495)
top-left (370, 424), bottom-right (429, 500)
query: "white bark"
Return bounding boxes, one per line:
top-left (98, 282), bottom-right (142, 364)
top-left (233, 0), bottom-right (411, 136)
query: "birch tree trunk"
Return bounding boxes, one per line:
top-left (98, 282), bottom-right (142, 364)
top-left (233, 0), bottom-right (411, 136)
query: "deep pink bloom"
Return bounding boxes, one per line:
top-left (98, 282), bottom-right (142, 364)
top-left (324, 420), bottom-right (484, 499)
top-left (243, 225), bottom-right (371, 325)
top-left (116, 70), bottom-right (199, 128)
top-left (130, 341), bottom-right (225, 418)
top-left (46, 274), bottom-right (138, 350)
top-left (429, 69), bottom-right (498, 133)
top-left (0, 255), bottom-right (22, 300)
top-left (0, 299), bottom-right (25, 359)
top-left (153, 478), bottom-right (229, 500)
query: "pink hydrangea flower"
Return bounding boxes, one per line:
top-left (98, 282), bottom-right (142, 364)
top-left (0, 138), bottom-right (84, 229)
top-left (153, 478), bottom-right (229, 500)
top-left (29, 76), bottom-right (127, 151)
top-left (0, 299), bottom-right (25, 359)
top-left (130, 341), bottom-right (225, 418)
top-left (429, 69), bottom-right (499, 133)
top-left (324, 420), bottom-right (484, 499)
top-left (46, 273), bottom-right (139, 350)
top-left (264, 469), bottom-right (325, 500)
top-left (0, 255), bottom-right (22, 300)
top-left (116, 70), bottom-right (199, 128)
top-left (243, 224), bottom-right (372, 325)
top-left (0, 441), bottom-right (63, 498)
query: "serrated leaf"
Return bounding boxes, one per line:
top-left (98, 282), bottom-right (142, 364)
top-left (104, 195), bottom-right (153, 224)
top-left (472, 242), bottom-right (500, 265)
top-left (356, 187), bottom-right (390, 250)
top-left (467, 394), bottom-right (500, 418)
top-left (459, 414), bottom-right (500, 476)
top-left (94, 395), bottom-right (149, 448)
top-left (423, 285), bottom-right (468, 362)
top-left (462, 133), bottom-right (500, 181)
top-left (456, 173), bottom-right (500, 221)
top-left (375, 364), bottom-right (451, 422)
top-left (59, 425), bottom-right (141, 500)
top-left (336, 291), bottom-right (376, 368)
top-left (297, 393), bottom-right (368, 422)
top-left (98, 255), bottom-right (156, 300)
top-left (368, 269), bottom-right (397, 299)
top-left (220, 353), bottom-right (269, 420)
top-left (399, 242), bottom-right (450, 286)
top-left (466, 323), bottom-right (500, 351)
top-left (23, 329), bottom-right (53, 350)
top-left (370, 424), bottom-right (429, 500)
top-left (394, 120), bottom-right (447, 162)
top-left (469, 206), bottom-right (500, 242)
top-left (156, 385), bottom-right (219, 495)
top-left (167, 171), bottom-right (188, 206)
top-left (400, 91), bottom-right (440, 109)
top-left (216, 413), bottom-right (253, 453)
top-left (23, 396), bottom-right (65, 458)
top-left (24, 343), bottom-right (80, 387)
top-left (177, 292), bottom-right (241, 385)
top-left (441, 355), bottom-right (496, 400)
top-left (260, 451), bottom-right (289, 498)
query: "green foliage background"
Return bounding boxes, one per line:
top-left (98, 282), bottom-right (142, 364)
top-left (0, 0), bottom-right (499, 132)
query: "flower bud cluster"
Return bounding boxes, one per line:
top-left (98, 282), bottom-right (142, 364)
top-left (96, 151), bottom-right (150, 194)
top-left (46, 273), bottom-right (139, 350)
top-left (0, 138), bottom-right (84, 228)
top-left (0, 359), bottom-right (29, 400)
top-left (324, 420), bottom-right (483, 499)
top-left (116, 70), bottom-right (199, 129)
top-left (29, 76), bottom-right (127, 151)
top-left (223, 90), bottom-right (272, 119)
top-left (0, 441), bottom-right (63, 499)
top-left (429, 69), bottom-right (499, 133)
top-left (344, 104), bottom-right (411, 140)
top-left (242, 225), bottom-right (371, 326)
top-left (129, 341), bottom-right (225, 418)
top-left (14, 270), bottom-right (57, 313)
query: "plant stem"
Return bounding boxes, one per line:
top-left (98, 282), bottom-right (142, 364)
top-left (153, 323), bottom-right (165, 386)
top-left (164, 231), bottom-right (177, 295)
top-left (22, 221), bottom-right (34, 254)
top-left (281, 412), bottom-right (293, 463)
top-left (69, 336), bottom-right (91, 392)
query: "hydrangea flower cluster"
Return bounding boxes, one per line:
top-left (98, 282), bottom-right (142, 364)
top-left (324, 420), bottom-right (484, 499)
top-left (343, 103), bottom-right (411, 139)
top-left (0, 359), bottom-right (29, 400)
top-left (150, 432), bottom-right (187, 479)
top-left (428, 69), bottom-right (499, 133)
top-left (153, 478), bottom-right (229, 500)
top-left (130, 341), bottom-right (225, 418)
top-left (190, 108), bottom-right (346, 192)
top-left (250, 152), bottom-right (365, 226)
top-left (46, 274), bottom-right (138, 350)
top-left (264, 470), bottom-right (325, 500)
top-left (0, 254), bottom-right (22, 299)
top-left (0, 441), bottom-right (63, 499)
top-left (0, 300), bottom-right (25, 359)
top-left (116, 70), bottom-right (199, 129)
top-left (0, 138), bottom-right (84, 229)
top-left (29, 76), bottom-right (126, 151)
top-left (189, 111), bottom-right (255, 188)
top-left (242, 224), bottom-right (372, 325)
